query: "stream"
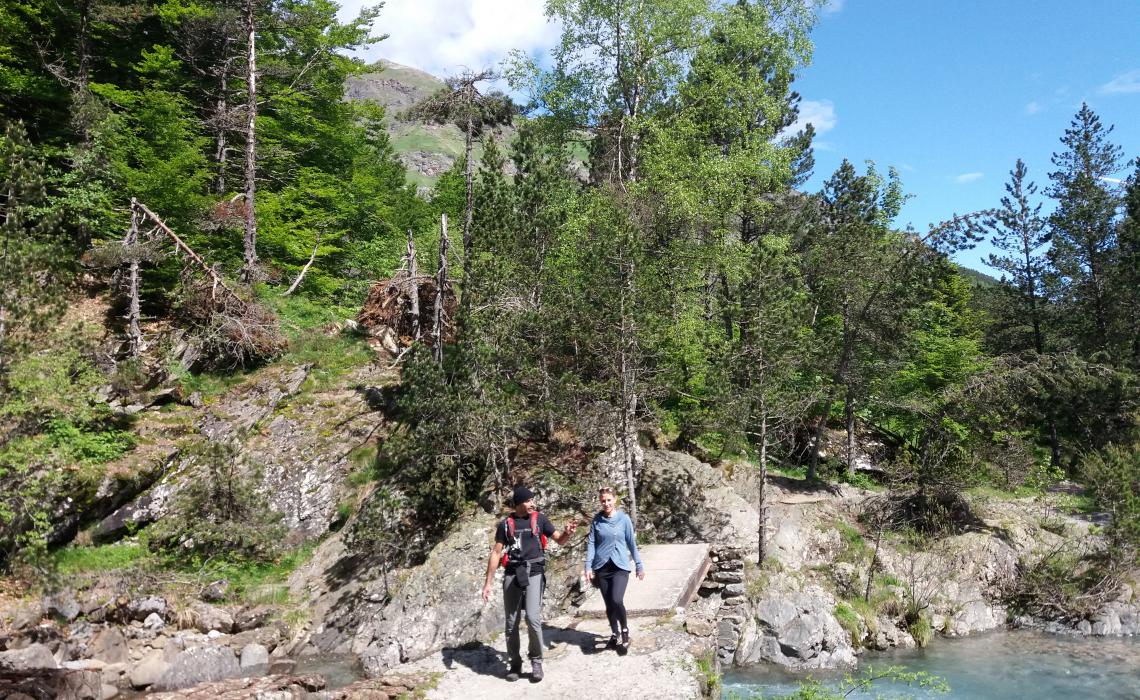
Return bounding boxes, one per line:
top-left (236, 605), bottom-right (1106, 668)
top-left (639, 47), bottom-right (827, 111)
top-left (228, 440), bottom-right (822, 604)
top-left (723, 631), bottom-right (1140, 699)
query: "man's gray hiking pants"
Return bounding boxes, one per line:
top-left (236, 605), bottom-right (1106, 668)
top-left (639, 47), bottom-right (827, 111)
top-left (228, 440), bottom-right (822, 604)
top-left (503, 572), bottom-right (544, 664)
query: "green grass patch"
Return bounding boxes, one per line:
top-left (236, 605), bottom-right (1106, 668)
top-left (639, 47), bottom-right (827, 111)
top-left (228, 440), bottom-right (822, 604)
top-left (347, 444), bottom-right (379, 484)
top-left (283, 332), bottom-right (375, 391)
top-left (875, 573), bottom-right (903, 588)
top-left (966, 484), bottom-right (1042, 500)
top-left (257, 287), bottom-right (356, 335)
top-left (168, 361), bottom-right (249, 401)
top-left (180, 544), bottom-right (316, 605)
top-left (908, 614), bottom-right (933, 647)
top-left (834, 602), bottom-right (863, 646)
top-left (53, 542), bottom-right (154, 574)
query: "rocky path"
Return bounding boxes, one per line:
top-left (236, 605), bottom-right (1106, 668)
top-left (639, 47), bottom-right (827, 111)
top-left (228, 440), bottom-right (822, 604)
top-left (404, 615), bottom-right (710, 699)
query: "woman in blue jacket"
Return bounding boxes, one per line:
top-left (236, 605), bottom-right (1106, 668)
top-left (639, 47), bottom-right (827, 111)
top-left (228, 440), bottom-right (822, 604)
top-left (584, 486), bottom-right (645, 653)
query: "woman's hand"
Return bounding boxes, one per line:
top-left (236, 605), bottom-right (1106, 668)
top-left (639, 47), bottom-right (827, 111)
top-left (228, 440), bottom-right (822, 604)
top-left (565, 520), bottom-right (579, 534)
top-left (585, 569), bottom-right (594, 583)
top-left (636, 569), bottom-right (645, 581)
top-left (481, 581), bottom-right (493, 602)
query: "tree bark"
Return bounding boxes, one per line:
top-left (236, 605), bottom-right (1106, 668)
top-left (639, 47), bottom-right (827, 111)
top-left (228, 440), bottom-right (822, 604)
top-left (125, 205), bottom-right (142, 357)
top-left (239, 0), bottom-right (258, 282)
top-left (758, 407), bottom-right (768, 565)
top-left (620, 260), bottom-right (640, 527)
top-left (0, 188), bottom-right (12, 372)
top-left (214, 50), bottom-right (233, 195)
top-left (406, 230), bottom-right (421, 340)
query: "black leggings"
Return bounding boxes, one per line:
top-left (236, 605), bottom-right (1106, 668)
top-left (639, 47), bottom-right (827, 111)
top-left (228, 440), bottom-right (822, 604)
top-left (595, 560), bottom-right (630, 635)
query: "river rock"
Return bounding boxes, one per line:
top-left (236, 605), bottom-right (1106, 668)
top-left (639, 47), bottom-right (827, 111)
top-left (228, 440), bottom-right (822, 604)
top-left (152, 645), bottom-right (241, 691)
top-left (239, 643), bottom-right (269, 672)
top-left (299, 512), bottom-right (505, 676)
top-left (6, 600), bottom-right (44, 630)
top-left (191, 602), bottom-right (235, 633)
top-left (234, 606), bottom-right (274, 632)
top-left (128, 596), bottom-right (167, 621)
top-left (87, 628), bottom-right (129, 664)
top-left (0, 644), bottom-right (59, 671)
top-left (229, 625), bottom-right (282, 652)
top-left (128, 649), bottom-right (169, 688)
top-left (44, 592), bottom-right (81, 622)
top-left (143, 613), bottom-right (165, 631)
top-left (200, 580), bottom-right (229, 603)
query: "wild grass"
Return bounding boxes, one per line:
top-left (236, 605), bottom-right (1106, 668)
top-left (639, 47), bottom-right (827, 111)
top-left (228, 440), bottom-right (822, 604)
top-left (53, 541), bottom-right (154, 574)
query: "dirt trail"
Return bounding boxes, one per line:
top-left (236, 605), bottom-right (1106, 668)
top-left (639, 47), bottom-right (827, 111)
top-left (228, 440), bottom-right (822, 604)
top-left (405, 615), bottom-right (709, 699)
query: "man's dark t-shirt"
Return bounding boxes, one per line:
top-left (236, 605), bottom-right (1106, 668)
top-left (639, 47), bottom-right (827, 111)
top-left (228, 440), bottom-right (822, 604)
top-left (495, 513), bottom-right (556, 574)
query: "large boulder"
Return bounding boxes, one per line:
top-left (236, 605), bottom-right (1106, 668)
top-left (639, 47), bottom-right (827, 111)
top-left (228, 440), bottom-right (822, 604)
top-left (128, 650), bottom-right (169, 689)
top-left (238, 643), bottom-right (269, 673)
top-left (736, 584), bottom-right (856, 670)
top-left (637, 450), bottom-right (754, 547)
top-left (0, 644), bottom-right (58, 671)
top-left (86, 628), bottom-right (128, 664)
top-left (190, 602), bottom-right (235, 633)
top-left (291, 512), bottom-right (509, 677)
top-left (152, 645), bottom-right (240, 691)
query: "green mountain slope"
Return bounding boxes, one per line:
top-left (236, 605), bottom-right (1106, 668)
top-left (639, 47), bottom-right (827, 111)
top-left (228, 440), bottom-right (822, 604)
top-left (346, 59), bottom-right (497, 192)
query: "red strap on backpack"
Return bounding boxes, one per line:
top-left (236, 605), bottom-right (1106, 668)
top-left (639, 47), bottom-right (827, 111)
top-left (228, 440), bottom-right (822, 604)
top-left (500, 511), bottom-right (547, 568)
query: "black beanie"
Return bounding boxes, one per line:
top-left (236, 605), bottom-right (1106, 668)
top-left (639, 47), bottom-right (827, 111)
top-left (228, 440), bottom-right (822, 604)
top-left (512, 485), bottom-right (534, 505)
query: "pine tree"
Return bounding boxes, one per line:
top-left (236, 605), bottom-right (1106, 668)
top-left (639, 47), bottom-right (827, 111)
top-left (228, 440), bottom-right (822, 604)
top-left (0, 122), bottom-right (65, 375)
top-left (1046, 103), bottom-right (1124, 358)
top-left (984, 159), bottom-right (1051, 354)
top-left (1112, 159), bottom-right (1140, 369)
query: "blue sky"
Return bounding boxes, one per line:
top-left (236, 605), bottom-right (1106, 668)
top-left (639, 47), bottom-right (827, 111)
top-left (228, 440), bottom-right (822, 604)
top-left (796, 1), bottom-right (1140, 271)
top-left (340, 0), bottom-right (1140, 272)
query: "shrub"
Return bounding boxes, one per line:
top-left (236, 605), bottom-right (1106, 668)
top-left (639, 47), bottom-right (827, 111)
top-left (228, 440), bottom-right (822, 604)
top-left (1082, 442), bottom-right (1140, 565)
top-left (147, 439), bottom-right (285, 564)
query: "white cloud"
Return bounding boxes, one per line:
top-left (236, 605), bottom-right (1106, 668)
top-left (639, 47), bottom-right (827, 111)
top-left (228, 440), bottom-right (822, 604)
top-left (821, 0), bottom-right (845, 15)
top-left (786, 99), bottom-right (838, 137)
top-left (1025, 101), bottom-right (1042, 115)
top-left (954, 172), bottom-right (983, 184)
top-left (337, 0), bottom-right (560, 78)
top-left (1100, 176), bottom-right (1123, 184)
top-left (1100, 70), bottom-right (1140, 95)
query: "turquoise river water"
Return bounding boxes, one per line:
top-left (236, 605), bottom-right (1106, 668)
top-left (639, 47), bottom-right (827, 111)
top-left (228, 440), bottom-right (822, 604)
top-left (722, 631), bottom-right (1140, 699)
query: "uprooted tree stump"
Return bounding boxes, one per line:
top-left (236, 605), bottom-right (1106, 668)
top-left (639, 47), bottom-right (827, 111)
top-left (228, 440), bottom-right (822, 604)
top-left (357, 275), bottom-right (456, 356)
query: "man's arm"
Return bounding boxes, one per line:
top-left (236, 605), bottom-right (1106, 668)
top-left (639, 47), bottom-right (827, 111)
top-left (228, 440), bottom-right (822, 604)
top-left (550, 515), bottom-right (578, 545)
top-left (481, 542), bottom-right (504, 602)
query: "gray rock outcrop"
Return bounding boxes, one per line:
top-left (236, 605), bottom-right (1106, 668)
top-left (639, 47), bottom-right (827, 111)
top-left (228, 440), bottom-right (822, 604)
top-left (737, 584), bottom-right (857, 669)
top-left (152, 646), bottom-right (241, 691)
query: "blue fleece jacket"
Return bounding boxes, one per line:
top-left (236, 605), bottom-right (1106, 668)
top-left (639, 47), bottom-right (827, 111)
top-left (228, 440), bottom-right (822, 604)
top-left (585, 510), bottom-right (643, 573)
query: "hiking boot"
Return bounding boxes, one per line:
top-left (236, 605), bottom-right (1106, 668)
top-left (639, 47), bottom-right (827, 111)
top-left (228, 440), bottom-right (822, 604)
top-left (605, 634), bottom-right (618, 649)
top-left (506, 662), bottom-right (522, 682)
top-left (618, 629), bottom-right (630, 655)
top-left (530, 659), bottom-right (544, 683)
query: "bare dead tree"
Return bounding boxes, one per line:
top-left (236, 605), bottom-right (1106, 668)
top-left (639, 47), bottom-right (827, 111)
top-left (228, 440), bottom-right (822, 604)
top-left (132, 199), bottom-right (245, 310)
top-left (433, 214), bottom-right (450, 365)
top-left (405, 230), bottom-right (421, 340)
top-left (125, 204), bottom-right (142, 357)
top-left (281, 230), bottom-right (321, 296)
top-left (239, 0), bottom-right (258, 283)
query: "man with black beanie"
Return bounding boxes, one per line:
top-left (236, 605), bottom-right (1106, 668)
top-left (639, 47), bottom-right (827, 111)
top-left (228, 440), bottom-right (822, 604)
top-left (481, 485), bottom-right (578, 682)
